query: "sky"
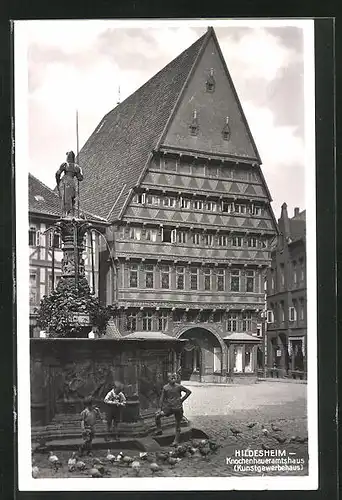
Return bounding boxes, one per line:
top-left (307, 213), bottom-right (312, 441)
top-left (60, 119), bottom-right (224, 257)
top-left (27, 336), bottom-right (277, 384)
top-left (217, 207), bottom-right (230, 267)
top-left (22, 20), bottom-right (311, 220)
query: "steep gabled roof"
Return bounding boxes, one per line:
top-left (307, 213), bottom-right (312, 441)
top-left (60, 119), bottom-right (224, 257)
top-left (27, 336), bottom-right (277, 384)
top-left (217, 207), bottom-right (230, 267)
top-left (78, 30), bottom-right (209, 221)
top-left (29, 173), bottom-right (61, 217)
top-left (28, 173), bottom-right (107, 223)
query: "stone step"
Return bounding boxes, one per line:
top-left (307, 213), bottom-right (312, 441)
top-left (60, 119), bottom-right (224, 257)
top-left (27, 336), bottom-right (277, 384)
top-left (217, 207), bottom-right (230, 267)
top-left (32, 427), bottom-right (208, 452)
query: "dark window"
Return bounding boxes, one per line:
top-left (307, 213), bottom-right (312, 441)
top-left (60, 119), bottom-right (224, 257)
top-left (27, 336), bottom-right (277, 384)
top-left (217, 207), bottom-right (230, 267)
top-left (29, 227), bottom-right (38, 247)
top-left (176, 267), bottom-right (184, 290)
top-left (162, 228), bottom-right (172, 243)
top-left (217, 269), bottom-right (224, 291)
top-left (129, 264), bottom-right (138, 288)
top-left (242, 311), bottom-right (252, 331)
top-left (231, 269), bottom-right (240, 292)
top-left (161, 265), bottom-right (170, 289)
top-left (203, 268), bottom-right (211, 291)
top-left (145, 264), bottom-right (154, 289)
top-left (246, 270), bottom-right (255, 292)
top-left (190, 267), bottom-right (198, 290)
top-left (29, 273), bottom-right (37, 305)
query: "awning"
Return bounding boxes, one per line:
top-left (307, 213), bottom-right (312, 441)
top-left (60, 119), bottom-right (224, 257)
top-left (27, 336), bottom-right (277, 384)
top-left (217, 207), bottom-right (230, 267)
top-left (223, 332), bottom-right (262, 343)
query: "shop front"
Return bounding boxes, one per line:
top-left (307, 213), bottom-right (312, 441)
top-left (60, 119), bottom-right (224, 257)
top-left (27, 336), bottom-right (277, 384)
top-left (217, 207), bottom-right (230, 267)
top-left (224, 332), bottom-right (261, 383)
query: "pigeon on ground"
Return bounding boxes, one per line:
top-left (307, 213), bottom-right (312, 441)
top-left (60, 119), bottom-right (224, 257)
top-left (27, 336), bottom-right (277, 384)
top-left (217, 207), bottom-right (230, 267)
top-left (89, 466), bottom-right (103, 478)
top-left (271, 424), bottom-right (281, 432)
top-left (262, 443), bottom-right (271, 451)
top-left (230, 427), bottom-right (242, 437)
top-left (32, 464), bottom-right (39, 478)
top-left (247, 422), bottom-right (257, 429)
top-left (76, 460), bottom-right (86, 471)
top-left (150, 462), bottom-right (160, 475)
top-left (274, 435), bottom-right (287, 444)
top-left (262, 427), bottom-right (269, 436)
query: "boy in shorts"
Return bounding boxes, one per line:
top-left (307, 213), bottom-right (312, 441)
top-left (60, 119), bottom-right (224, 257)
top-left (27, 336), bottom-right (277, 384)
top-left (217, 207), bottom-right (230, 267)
top-left (79, 396), bottom-right (101, 456)
top-left (103, 382), bottom-right (126, 441)
top-left (154, 373), bottom-right (192, 446)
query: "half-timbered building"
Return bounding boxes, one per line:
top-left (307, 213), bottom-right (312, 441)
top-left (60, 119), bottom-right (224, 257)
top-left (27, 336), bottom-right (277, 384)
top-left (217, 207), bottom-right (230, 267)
top-left (78, 27), bottom-right (278, 382)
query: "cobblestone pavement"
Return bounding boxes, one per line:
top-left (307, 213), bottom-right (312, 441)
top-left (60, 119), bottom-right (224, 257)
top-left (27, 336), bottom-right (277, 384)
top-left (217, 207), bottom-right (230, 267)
top-left (33, 382), bottom-right (309, 479)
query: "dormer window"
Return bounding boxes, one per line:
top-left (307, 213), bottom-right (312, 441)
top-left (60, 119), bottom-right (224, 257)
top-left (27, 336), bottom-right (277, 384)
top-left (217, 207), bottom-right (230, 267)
top-left (222, 116), bottom-right (231, 141)
top-left (189, 110), bottom-right (199, 136)
top-left (34, 195), bottom-right (45, 202)
top-left (206, 68), bottom-right (215, 92)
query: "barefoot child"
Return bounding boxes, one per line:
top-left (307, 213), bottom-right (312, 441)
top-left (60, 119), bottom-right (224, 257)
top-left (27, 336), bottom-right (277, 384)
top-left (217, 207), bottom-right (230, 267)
top-left (79, 396), bottom-right (101, 456)
top-left (154, 373), bottom-right (192, 446)
top-left (104, 382), bottom-right (126, 441)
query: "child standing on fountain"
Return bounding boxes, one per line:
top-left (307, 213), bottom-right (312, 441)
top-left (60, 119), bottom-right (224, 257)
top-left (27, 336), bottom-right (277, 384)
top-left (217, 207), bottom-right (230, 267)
top-left (104, 381), bottom-right (126, 441)
top-left (79, 396), bottom-right (101, 457)
top-left (154, 372), bottom-right (192, 446)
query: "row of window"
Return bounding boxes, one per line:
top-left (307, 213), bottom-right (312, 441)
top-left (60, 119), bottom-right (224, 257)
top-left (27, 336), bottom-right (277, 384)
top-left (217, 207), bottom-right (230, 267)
top-left (29, 273), bottom-right (61, 305)
top-left (132, 194), bottom-right (264, 216)
top-left (124, 309), bottom-right (255, 332)
top-left (151, 157), bottom-right (259, 183)
top-left (269, 259), bottom-right (305, 292)
top-left (120, 226), bottom-right (268, 249)
top-left (29, 227), bottom-right (62, 248)
top-left (267, 299), bottom-right (305, 324)
top-left (128, 264), bottom-right (257, 293)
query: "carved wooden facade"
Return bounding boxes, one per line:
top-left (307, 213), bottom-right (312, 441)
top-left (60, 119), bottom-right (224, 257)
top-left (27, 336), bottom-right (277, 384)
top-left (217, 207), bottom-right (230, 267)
top-left (79, 28), bottom-right (278, 381)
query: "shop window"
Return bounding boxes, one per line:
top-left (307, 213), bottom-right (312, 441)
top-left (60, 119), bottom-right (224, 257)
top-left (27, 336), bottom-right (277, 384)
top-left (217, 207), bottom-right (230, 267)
top-left (142, 311), bottom-right (153, 331)
top-left (160, 265), bottom-right (170, 289)
top-left (129, 264), bottom-right (138, 288)
top-left (190, 267), bottom-right (198, 290)
top-left (158, 311), bottom-right (168, 331)
top-left (176, 266), bottom-right (184, 290)
top-left (246, 270), bottom-right (255, 292)
top-left (203, 268), bottom-right (211, 291)
top-left (213, 347), bottom-right (222, 373)
top-left (244, 348), bottom-right (253, 372)
top-left (216, 268), bottom-right (225, 291)
top-left (233, 346), bottom-right (243, 372)
top-left (231, 269), bottom-right (240, 292)
top-left (144, 264), bottom-right (154, 289)
top-left (127, 312), bottom-right (137, 332)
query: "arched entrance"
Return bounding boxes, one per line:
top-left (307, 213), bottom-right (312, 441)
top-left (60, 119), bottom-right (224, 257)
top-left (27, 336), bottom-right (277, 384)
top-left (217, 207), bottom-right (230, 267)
top-left (177, 327), bottom-right (226, 383)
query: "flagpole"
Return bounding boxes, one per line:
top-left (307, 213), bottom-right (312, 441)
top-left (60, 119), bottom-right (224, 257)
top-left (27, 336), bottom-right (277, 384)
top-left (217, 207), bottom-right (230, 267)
top-left (76, 109), bottom-right (80, 218)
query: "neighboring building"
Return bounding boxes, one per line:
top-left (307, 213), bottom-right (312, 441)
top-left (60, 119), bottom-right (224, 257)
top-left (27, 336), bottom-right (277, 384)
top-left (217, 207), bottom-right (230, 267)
top-left (76, 27), bottom-right (278, 382)
top-left (28, 173), bottom-right (107, 336)
top-left (266, 203), bottom-right (306, 379)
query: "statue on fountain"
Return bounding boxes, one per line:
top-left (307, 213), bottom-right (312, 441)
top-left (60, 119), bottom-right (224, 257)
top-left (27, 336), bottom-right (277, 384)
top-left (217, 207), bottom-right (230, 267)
top-left (55, 151), bottom-right (83, 218)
